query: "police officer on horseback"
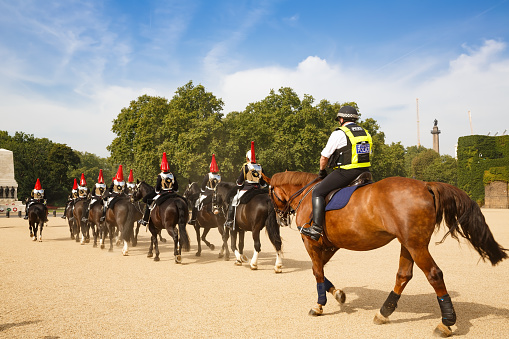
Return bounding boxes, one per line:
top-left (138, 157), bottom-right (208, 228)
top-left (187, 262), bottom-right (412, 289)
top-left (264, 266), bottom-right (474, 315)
top-left (298, 105), bottom-right (373, 241)
top-left (138, 152), bottom-right (179, 226)
top-left (24, 178), bottom-right (47, 219)
top-left (224, 141), bottom-right (267, 229)
top-left (189, 154), bottom-right (221, 225)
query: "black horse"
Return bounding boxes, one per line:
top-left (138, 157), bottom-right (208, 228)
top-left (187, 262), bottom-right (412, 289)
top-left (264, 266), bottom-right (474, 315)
top-left (132, 181), bottom-right (190, 263)
top-left (219, 186), bottom-right (283, 272)
top-left (183, 181), bottom-right (234, 258)
top-left (27, 202), bottom-right (48, 242)
top-left (73, 199), bottom-right (91, 245)
top-left (64, 202), bottom-right (77, 240)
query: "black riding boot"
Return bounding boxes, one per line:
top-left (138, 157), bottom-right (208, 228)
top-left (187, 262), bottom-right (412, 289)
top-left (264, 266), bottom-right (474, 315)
top-left (61, 205), bottom-right (67, 219)
top-left (298, 196), bottom-right (325, 241)
top-left (24, 204), bottom-right (29, 219)
top-left (188, 207), bottom-right (197, 225)
top-left (138, 205), bottom-right (150, 226)
top-left (224, 204), bottom-right (235, 229)
top-left (100, 204), bottom-right (106, 222)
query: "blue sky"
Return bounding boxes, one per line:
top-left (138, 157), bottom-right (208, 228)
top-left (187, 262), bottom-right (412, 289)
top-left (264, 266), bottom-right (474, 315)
top-left (1, 0), bottom-right (508, 158)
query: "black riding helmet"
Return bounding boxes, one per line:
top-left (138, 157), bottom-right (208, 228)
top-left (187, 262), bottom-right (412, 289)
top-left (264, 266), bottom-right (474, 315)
top-left (335, 105), bottom-right (359, 121)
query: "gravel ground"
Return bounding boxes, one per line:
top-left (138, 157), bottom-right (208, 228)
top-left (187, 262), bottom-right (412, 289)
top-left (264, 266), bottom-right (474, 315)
top-left (0, 208), bottom-right (508, 339)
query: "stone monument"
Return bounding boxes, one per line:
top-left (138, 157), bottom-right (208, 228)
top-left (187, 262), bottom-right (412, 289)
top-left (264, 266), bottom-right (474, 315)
top-left (0, 148), bottom-right (25, 213)
top-left (431, 119), bottom-right (441, 154)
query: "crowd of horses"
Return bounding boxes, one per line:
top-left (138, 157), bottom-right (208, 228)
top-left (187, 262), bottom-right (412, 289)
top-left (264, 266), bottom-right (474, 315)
top-left (26, 179), bottom-right (283, 270)
top-left (24, 171), bottom-right (508, 337)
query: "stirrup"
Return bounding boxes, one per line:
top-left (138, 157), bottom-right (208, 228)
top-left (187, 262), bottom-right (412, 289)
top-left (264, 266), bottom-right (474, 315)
top-left (24, 215), bottom-right (29, 220)
top-left (188, 219), bottom-right (196, 225)
top-left (99, 216), bottom-right (105, 222)
top-left (138, 219), bottom-right (148, 226)
top-left (224, 220), bottom-right (233, 229)
top-left (298, 225), bottom-right (322, 241)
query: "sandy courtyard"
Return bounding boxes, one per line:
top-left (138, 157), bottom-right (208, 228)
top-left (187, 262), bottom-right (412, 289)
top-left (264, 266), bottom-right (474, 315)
top-left (1, 209), bottom-right (508, 338)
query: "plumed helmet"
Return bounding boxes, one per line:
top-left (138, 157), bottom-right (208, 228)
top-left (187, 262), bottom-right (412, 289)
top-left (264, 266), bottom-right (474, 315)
top-left (335, 105), bottom-right (359, 121)
top-left (34, 178), bottom-right (42, 190)
top-left (79, 173), bottom-right (87, 187)
top-left (209, 154), bottom-right (219, 173)
top-left (72, 178), bottom-right (78, 191)
top-left (128, 169), bottom-right (134, 183)
top-left (97, 169), bottom-right (105, 184)
top-left (160, 152), bottom-right (169, 172)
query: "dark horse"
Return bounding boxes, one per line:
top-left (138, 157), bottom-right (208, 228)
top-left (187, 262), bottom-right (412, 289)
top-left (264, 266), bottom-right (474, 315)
top-left (87, 200), bottom-right (108, 248)
top-left (64, 202), bottom-right (76, 240)
top-left (132, 181), bottom-right (190, 263)
top-left (104, 196), bottom-right (139, 255)
top-left (183, 181), bottom-right (233, 258)
top-left (219, 184), bottom-right (283, 272)
top-left (264, 171), bottom-right (508, 336)
top-left (27, 203), bottom-right (48, 242)
top-left (73, 199), bottom-right (91, 245)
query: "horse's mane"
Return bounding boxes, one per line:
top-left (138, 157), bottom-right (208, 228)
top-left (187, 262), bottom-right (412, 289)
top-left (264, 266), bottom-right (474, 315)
top-left (270, 171), bottom-right (318, 187)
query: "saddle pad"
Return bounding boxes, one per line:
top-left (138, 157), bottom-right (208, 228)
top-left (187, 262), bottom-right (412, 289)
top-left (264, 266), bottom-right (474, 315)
top-left (239, 188), bottom-right (268, 204)
top-left (325, 183), bottom-right (370, 211)
top-left (109, 196), bottom-right (125, 210)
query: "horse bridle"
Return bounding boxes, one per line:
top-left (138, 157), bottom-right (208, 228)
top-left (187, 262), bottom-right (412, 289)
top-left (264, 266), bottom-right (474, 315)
top-left (269, 177), bottom-right (320, 227)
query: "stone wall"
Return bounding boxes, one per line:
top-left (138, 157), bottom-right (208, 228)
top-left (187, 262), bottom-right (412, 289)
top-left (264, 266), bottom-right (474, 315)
top-left (484, 181), bottom-right (509, 209)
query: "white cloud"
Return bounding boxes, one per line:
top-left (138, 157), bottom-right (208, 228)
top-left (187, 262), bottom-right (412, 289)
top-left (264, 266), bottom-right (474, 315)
top-left (214, 40), bottom-right (509, 156)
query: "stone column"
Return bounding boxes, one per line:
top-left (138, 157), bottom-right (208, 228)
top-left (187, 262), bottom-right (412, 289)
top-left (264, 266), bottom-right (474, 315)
top-left (0, 148), bottom-right (24, 213)
top-left (431, 119), bottom-right (441, 154)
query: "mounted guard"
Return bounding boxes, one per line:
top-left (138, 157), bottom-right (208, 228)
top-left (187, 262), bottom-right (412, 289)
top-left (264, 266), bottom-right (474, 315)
top-left (224, 141), bottom-right (267, 229)
top-left (24, 178), bottom-right (47, 220)
top-left (189, 153), bottom-right (222, 225)
top-left (103, 165), bottom-right (127, 219)
top-left (126, 169), bottom-right (136, 197)
top-left (61, 178), bottom-right (79, 220)
top-left (82, 169), bottom-right (107, 223)
top-left (138, 152), bottom-right (179, 226)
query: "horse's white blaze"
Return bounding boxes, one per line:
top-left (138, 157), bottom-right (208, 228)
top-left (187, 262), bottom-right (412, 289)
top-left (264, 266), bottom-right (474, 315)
top-left (250, 251), bottom-right (259, 268)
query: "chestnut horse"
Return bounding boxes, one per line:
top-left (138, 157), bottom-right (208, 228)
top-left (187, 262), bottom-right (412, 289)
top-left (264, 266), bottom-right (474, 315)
top-left (132, 181), bottom-right (190, 263)
top-left (27, 202), bottom-right (48, 242)
top-left (264, 171), bottom-right (507, 336)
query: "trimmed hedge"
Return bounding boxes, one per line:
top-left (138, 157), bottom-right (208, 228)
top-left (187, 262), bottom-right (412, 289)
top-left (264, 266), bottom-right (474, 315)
top-left (457, 135), bottom-right (509, 204)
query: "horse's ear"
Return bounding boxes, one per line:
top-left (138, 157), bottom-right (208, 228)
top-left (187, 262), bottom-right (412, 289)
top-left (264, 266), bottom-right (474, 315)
top-left (261, 172), bottom-right (271, 185)
top-left (188, 179), bottom-right (192, 184)
top-left (137, 179), bottom-right (139, 184)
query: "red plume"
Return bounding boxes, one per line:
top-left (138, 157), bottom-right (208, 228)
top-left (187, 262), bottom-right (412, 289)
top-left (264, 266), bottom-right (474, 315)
top-left (115, 165), bottom-right (124, 182)
top-left (209, 154), bottom-right (219, 173)
top-left (128, 169), bottom-right (134, 183)
top-left (160, 152), bottom-right (169, 172)
top-left (97, 169), bottom-right (104, 184)
top-left (72, 178), bottom-right (78, 190)
top-left (34, 178), bottom-right (42, 190)
top-left (80, 173), bottom-right (87, 186)
top-left (250, 141), bottom-right (256, 163)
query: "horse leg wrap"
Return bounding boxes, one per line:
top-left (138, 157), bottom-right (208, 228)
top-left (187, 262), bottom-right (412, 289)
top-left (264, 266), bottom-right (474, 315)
top-left (437, 294), bottom-right (456, 326)
top-left (324, 277), bottom-right (334, 293)
top-left (380, 291), bottom-right (401, 318)
top-left (317, 282), bottom-right (327, 306)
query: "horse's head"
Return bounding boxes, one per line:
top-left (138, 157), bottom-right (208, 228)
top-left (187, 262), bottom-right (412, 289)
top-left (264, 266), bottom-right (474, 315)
top-left (183, 182), bottom-right (200, 205)
top-left (132, 180), bottom-right (152, 201)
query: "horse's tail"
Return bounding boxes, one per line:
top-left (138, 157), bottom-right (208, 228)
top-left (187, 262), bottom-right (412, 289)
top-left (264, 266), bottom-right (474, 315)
top-left (176, 197), bottom-right (191, 252)
top-left (265, 199), bottom-right (282, 252)
top-left (426, 182), bottom-right (508, 265)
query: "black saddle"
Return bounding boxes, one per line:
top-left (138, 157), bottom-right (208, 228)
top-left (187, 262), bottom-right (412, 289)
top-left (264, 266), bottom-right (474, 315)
top-left (325, 172), bottom-right (373, 204)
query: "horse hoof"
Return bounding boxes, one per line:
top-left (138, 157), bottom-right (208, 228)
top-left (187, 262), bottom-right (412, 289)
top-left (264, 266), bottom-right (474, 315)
top-left (308, 304), bottom-right (323, 316)
top-left (100, 244), bottom-right (105, 249)
top-left (93, 244), bottom-right (97, 248)
top-left (85, 239), bottom-right (90, 243)
top-left (333, 289), bottom-right (346, 304)
top-left (209, 244), bottom-right (215, 251)
top-left (235, 260), bottom-right (242, 266)
top-left (274, 265), bottom-right (283, 273)
top-left (122, 251), bottom-right (128, 256)
top-left (32, 237), bottom-right (37, 241)
top-left (30, 233), bottom-right (33, 238)
top-left (175, 255), bottom-right (182, 264)
top-left (147, 253), bottom-right (153, 258)
top-left (218, 253), bottom-right (224, 258)
top-left (160, 238), bottom-right (167, 243)
top-left (154, 257), bottom-right (160, 262)
top-left (108, 248), bottom-right (113, 252)
top-left (373, 311), bottom-right (390, 325)
top-left (195, 252), bottom-right (201, 257)
top-left (38, 238), bottom-right (42, 242)
top-left (434, 323), bottom-right (453, 337)
top-left (241, 254), bottom-right (248, 262)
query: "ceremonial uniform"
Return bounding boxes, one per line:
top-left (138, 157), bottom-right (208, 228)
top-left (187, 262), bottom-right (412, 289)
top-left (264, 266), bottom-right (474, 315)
top-left (24, 178), bottom-right (46, 219)
top-left (189, 154), bottom-right (221, 225)
top-left (82, 169), bottom-right (107, 222)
